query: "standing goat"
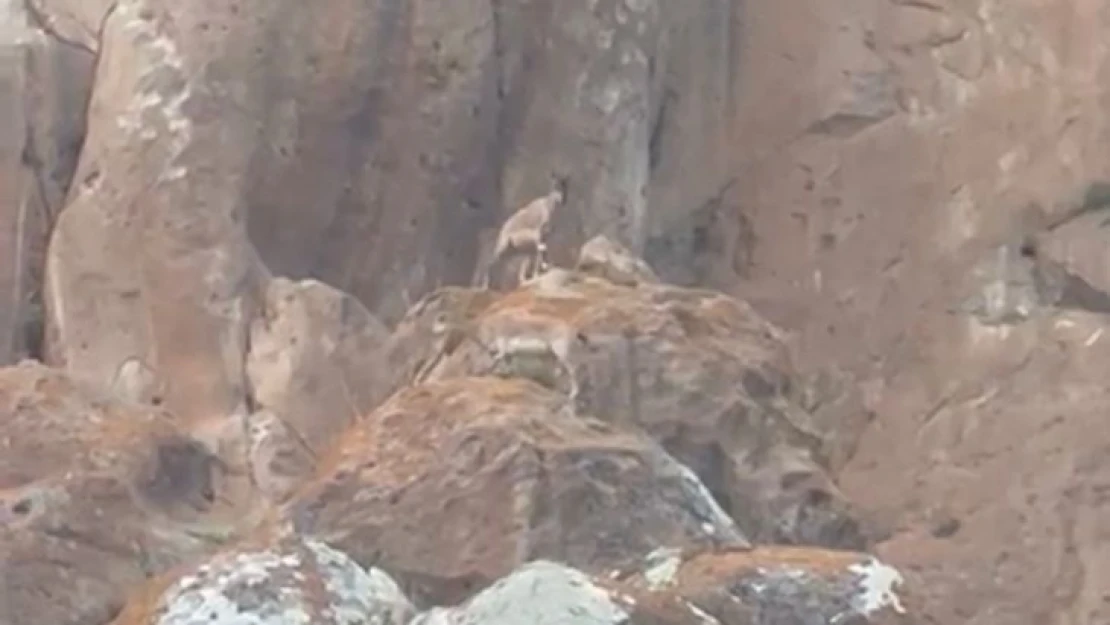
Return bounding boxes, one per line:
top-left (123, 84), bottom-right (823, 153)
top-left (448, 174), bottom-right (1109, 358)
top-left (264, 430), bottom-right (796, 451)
top-left (482, 176), bottom-right (568, 289)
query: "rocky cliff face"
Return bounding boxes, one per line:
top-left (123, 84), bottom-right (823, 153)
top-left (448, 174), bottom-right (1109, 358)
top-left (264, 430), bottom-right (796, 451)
top-left (2, 0), bottom-right (1110, 623)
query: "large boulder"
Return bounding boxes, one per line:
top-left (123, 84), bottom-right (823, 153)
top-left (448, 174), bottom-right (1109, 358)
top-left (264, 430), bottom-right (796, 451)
top-left (38, 0), bottom-right (740, 351)
top-left (111, 533), bottom-right (415, 625)
top-left (716, 5), bottom-right (1110, 620)
top-left (411, 548), bottom-right (912, 625)
top-left (382, 269), bottom-right (865, 549)
top-left (614, 546), bottom-right (911, 625)
top-left (0, 362), bottom-right (256, 625)
top-left (285, 376), bottom-right (748, 606)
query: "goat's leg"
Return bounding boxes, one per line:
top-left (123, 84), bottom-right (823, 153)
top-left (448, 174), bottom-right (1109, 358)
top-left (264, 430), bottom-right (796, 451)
top-left (480, 257), bottom-right (494, 289)
top-left (484, 240), bottom-right (512, 290)
top-left (512, 253), bottom-right (527, 287)
top-left (533, 245), bottom-right (551, 278)
top-left (534, 241), bottom-right (550, 275)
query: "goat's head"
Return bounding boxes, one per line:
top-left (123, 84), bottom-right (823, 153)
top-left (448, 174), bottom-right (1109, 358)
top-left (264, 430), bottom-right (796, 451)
top-left (549, 173), bottom-right (569, 205)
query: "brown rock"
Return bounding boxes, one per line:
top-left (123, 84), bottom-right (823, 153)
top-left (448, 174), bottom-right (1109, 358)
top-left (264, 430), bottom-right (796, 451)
top-left (0, 362), bottom-right (256, 625)
top-left (10, 0), bottom-right (1110, 621)
top-left (285, 376), bottom-right (749, 606)
top-left (388, 273), bottom-right (864, 549)
top-left (839, 311), bottom-right (1110, 625)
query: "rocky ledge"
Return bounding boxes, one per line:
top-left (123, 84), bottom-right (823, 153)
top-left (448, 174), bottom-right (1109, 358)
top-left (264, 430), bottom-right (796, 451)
top-left (0, 239), bottom-right (909, 624)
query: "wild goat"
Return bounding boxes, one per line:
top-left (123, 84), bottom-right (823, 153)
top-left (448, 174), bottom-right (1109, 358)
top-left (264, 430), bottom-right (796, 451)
top-left (483, 176), bottom-right (568, 289)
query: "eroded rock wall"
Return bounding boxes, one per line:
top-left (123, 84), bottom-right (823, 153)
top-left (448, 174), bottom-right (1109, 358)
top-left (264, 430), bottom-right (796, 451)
top-left (3, 1), bottom-right (1110, 624)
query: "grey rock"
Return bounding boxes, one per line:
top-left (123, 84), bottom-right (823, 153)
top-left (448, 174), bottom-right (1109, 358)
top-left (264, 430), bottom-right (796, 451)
top-left (124, 536), bottom-right (414, 625)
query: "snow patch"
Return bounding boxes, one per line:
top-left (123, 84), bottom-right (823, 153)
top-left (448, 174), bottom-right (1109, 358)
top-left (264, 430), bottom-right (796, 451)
top-left (848, 557), bottom-right (907, 615)
top-left (304, 539), bottom-right (415, 625)
top-left (642, 546), bottom-right (682, 590)
top-left (155, 548), bottom-right (311, 625)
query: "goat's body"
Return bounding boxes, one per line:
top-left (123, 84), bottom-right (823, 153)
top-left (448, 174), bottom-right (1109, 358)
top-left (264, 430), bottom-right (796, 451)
top-left (484, 189), bottom-right (563, 288)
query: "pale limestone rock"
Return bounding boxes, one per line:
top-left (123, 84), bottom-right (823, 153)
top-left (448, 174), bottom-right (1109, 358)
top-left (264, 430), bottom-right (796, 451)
top-left (245, 277), bottom-right (390, 455)
top-left (576, 233), bottom-right (660, 287)
top-left (245, 409), bottom-right (316, 504)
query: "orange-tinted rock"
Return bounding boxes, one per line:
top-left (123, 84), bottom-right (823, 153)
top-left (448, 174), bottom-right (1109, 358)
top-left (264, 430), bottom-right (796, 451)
top-left (613, 546), bottom-right (911, 625)
top-left (285, 376), bottom-right (748, 606)
top-left (384, 271), bottom-right (864, 549)
top-left (0, 362), bottom-right (255, 625)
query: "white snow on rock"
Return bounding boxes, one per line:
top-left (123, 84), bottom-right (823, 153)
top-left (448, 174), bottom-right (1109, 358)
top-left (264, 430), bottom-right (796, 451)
top-left (151, 537), bottom-right (413, 625)
top-left (410, 560), bottom-right (630, 625)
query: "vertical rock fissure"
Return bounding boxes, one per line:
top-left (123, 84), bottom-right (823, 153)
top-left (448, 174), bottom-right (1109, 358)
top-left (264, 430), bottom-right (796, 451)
top-left (20, 0), bottom-right (94, 55)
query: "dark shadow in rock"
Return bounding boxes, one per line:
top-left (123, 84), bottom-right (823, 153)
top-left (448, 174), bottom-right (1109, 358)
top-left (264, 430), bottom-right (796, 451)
top-left (134, 437), bottom-right (221, 515)
top-left (643, 179), bottom-right (752, 287)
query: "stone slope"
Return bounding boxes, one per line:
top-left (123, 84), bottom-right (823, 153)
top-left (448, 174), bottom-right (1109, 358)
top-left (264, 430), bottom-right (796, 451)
top-left (4, 0), bottom-right (1110, 623)
top-left (385, 270), bottom-right (864, 550)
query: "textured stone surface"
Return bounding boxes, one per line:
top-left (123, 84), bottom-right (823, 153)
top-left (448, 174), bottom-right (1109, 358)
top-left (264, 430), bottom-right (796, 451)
top-left (0, 362), bottom-right (250, 625)
top-left (717, 4), bottom-right (1110, 624)
top-left (411, 561), bottom-right (661, 625)
top-left (286, 376), bottom-right (748, 606)
top-left (576, 233), bottom-right (661, 287)
top-left (4, 0), bottom-right (1110, 623)
top-left (384, 268), bottom-right (864, 550)
top-left (112, 534), bottom-right (415, 625)
top-left (246, 277), bottom-right (391, 455)
top-left (614, 546), bottom-right (911, 625)
top-left (411, 549), bottom-right (911, 625)
top-left (0, 0), bottom-right (93, 365)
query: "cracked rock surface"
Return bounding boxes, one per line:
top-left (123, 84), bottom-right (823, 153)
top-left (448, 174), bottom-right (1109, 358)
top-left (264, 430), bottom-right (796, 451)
top-left (3, 0), bottom-right (1110, 624)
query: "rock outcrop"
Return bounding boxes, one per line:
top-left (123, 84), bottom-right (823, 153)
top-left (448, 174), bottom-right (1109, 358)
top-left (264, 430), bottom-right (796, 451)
top-left (285, 375), bottom-right (749, 606)
top-left (111, 541), bottom-right (911, 625)
top-left (0, 363), bottom-right (251, 625)
top-left (5, 0), bottom-right (1110, 623)
top-left (111, 533), bottom-right (415, 625)
top-left (410, 547), bottom-right (911, 625)
top-left (0, 0), bottom-right (93, 365)
top-left (614, 546), bottom-right (909, 625)
top-left (383, 269), bottom-right (864, 549)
